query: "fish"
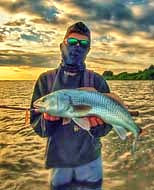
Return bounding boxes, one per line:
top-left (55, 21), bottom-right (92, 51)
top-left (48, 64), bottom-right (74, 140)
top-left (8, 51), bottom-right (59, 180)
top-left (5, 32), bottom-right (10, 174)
top-left (33, 88), bottom-right (142, 151)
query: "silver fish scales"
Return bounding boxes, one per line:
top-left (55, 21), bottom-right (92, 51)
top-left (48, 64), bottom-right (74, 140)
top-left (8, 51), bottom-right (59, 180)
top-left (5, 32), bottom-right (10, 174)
top-left (33, 89), bottom-right (142, 151)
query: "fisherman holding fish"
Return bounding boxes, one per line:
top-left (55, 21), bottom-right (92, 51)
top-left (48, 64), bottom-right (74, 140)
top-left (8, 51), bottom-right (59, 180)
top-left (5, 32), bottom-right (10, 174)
top-left (30, 22), bottom-right (139, 190)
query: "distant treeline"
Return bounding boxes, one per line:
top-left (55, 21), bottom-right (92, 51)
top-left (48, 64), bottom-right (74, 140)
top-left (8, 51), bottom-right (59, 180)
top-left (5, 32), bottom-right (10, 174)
top-left (102, 65), bottom-right (154, 80)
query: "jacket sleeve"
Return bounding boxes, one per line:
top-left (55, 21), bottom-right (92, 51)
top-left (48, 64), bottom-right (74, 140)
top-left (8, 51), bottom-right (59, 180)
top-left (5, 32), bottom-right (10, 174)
top-left (30, 73), bottom-right (62, 138)
top-left (89, 73), bottom-right (113, 138)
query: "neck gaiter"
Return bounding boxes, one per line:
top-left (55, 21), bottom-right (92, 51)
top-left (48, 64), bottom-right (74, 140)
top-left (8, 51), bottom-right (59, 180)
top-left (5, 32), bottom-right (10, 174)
top-left (60, 43), bottom-right (89, 73)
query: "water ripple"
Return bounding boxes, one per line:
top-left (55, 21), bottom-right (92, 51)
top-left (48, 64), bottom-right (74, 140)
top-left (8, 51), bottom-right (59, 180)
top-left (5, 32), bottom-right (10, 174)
top-left (0, 80), bottom-right (153, 190)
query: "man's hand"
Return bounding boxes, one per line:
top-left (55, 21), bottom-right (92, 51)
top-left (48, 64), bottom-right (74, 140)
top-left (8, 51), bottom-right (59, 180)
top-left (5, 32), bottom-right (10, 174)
top-left (43, 113), bottom-right (61, 121)
top-left (43, 113), bottom-right (71, 126)
top-left (86, 116), bottom-right (104, 128)
top-left (43, 113), bottom-right (104, 128)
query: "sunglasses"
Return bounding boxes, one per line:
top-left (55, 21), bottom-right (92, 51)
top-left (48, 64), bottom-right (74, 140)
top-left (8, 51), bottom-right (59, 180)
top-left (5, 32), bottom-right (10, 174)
top-left (67, 38), bottom-right (90, 47)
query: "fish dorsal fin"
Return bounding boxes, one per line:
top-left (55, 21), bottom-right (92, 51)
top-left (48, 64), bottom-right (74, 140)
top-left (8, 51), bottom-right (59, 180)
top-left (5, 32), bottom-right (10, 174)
top-left (112, 125), bottom-right (127, 140)
top-left (73, 105), bottom-right (92, 113)
top-left (72, 117), bottom-right (91, 131)
top-left (103, 93), bottom-right (128, 109)
top-left (77, 87), bottom-right (97, 92)
top-left (77, 89), bottom-right (127, 109)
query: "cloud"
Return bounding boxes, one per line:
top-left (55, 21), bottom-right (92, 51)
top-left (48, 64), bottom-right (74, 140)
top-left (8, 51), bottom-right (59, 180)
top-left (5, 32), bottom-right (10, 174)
top-left (4, 19), bottom-right (26, 26)
top-left (115, 41), bottom-right (154, 56)
top-left (0, 0), bottom-right (61, 23)
top-left (0, 19), bottom-right (58, 46)
top-left (71, 0), bottom-right (133, 21)
top-left (123, 0), bottom-right (148, 5)
top-left (63, 0), bottom-right (154, 34)
top-left (0, 34), bottom-right (5, 42)
top-left (87, 55), bottom-right (143, 74)
top-left (137, 8), bottom-right (154, 27)
top-left (0, 0), bottom-right (154, 76)
top-left (21, 33), bottom-right (42, 42)
top-left (1, 0), bottom-right (154, 34)
top-left (0, 50), bottom-right (60, 68)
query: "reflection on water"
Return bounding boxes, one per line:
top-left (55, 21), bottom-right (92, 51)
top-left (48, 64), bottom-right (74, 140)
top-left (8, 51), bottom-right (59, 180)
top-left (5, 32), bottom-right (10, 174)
top-left (0, 80), bottom-right (154, 190)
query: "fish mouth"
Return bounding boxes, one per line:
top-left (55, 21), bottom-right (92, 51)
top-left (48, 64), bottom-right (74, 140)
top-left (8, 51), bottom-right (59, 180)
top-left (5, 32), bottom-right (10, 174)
top-left (33, 104), bottom-right (43, 109)
top-left (33, 103), bottom-right (45, 109)
top-left (33, 101), bottom-right (46, 112)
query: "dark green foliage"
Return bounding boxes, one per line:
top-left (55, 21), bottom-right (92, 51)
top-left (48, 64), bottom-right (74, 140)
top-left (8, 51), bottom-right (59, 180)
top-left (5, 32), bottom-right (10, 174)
top-left (102, 64), bottom-right (154, 80)
top-left (103, 71), bottom-right (113, 77)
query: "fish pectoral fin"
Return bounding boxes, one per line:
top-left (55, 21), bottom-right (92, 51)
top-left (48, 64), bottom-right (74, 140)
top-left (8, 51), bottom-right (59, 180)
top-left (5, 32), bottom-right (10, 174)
top-left (72, 117), bottom-right (91, 131)
top-left (112, 125), bottom-right (127, 140)
top-left (73, 105), bottom-right (92, 113)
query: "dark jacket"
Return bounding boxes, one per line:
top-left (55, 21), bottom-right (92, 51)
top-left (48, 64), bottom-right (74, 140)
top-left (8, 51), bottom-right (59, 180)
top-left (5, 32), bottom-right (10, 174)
top-left (30, 67), bottom-right (112, 168)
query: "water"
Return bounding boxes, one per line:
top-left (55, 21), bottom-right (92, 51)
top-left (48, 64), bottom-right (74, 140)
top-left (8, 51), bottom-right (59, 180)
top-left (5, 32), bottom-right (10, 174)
top-left (0, 80), bottom-right (153, 190)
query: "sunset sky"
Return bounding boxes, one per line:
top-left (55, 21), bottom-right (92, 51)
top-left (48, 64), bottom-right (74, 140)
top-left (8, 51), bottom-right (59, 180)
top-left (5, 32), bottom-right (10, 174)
top-left (0, 0), bottom-right (154, 80)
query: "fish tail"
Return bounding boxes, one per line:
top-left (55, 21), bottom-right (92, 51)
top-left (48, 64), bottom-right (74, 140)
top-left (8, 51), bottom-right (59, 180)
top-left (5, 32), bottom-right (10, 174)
top-left (131, 135), bottom-right (140, 154)
top-left (132, 139), bottom-right (137, 153)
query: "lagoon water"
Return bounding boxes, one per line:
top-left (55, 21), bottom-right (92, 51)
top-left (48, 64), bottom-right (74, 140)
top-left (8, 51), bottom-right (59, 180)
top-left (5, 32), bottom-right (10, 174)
top-left (0, 80), bottom-right (154, 190)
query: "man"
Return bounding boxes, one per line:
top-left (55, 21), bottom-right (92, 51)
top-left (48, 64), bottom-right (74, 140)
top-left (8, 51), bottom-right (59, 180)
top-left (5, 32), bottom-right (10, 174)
top-left (30, 22), bottom-right (113, 190)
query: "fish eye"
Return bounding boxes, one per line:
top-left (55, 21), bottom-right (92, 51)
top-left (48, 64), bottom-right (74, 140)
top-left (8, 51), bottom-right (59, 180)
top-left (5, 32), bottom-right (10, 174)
top-left (42, 97), bottom-right (47, 102)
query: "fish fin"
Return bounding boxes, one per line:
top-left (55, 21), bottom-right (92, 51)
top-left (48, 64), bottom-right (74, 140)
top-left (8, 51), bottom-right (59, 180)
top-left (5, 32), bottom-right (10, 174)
top-left (77, 87), bottom-right (97, 92)
top-left (72, 105), bottom-right (92, 113)
top-left (132, 139), bottom-right (137, 153)
top-left (72, 117), bottom-right (91, 131)
top-left (112, 125), bottom-right (127, 140)
top-left (73, 118), bottom-right (94, 139)
top-left (132, 136), bottom-right (140, 154)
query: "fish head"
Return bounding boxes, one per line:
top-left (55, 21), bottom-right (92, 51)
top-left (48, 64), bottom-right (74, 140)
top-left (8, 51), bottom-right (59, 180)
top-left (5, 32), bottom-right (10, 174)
top-left (33, 91), bottom-right (72, 117)
top-left (55, 91), bottom-right (74, 117)
top-left (33, 94), bottom-right (54, 113)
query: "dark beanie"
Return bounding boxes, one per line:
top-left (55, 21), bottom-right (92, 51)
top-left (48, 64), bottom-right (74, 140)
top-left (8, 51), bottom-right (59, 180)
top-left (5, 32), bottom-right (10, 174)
top-left (64, 22), bottom-right (91, 41)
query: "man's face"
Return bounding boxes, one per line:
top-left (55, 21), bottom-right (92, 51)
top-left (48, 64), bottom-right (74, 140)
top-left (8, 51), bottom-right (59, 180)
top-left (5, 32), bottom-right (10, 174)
top-left (60, 32), bottom-right (90, 71)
